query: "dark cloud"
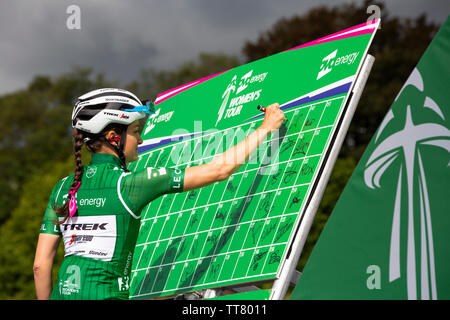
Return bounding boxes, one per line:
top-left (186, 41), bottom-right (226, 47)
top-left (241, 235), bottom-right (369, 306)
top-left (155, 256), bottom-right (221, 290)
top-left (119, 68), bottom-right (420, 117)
top-left (0, 0), bottom-right (448, 95)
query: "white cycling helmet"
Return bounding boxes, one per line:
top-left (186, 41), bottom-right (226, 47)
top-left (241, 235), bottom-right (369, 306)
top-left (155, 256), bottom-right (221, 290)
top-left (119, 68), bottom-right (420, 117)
top-left (72, 88), bottom-right (152, 134)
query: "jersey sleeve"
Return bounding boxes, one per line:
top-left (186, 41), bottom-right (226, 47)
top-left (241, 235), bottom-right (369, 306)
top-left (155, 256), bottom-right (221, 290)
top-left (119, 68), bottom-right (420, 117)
top-left (120, 167), bottom-right (185, 214)
top-left (40, 180), bottom-right (65, 236)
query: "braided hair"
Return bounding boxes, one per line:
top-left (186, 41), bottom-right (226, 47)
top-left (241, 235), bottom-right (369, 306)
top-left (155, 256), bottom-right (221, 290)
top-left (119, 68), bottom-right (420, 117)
top-left (53, 129), bottom-right (85, 225)
top-left (53, 124), bottom-right (127, 225)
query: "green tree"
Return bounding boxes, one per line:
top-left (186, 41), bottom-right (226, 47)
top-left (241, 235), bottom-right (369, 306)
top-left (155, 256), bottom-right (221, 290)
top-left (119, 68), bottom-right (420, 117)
top-left (243, 0), bottom-right (439, 160)
top-left (127, 52), bottom-right (240, 99)
top-left (0, 54), bottom-right (239, 225)
top-left (0, 53), bottom-right (240, 299)
top-left (241, 1), bottom-right (439, 277)
top-left (0, 67), bottom-right (114, 224)
top-left (0, 158), bottom-right (72, 299)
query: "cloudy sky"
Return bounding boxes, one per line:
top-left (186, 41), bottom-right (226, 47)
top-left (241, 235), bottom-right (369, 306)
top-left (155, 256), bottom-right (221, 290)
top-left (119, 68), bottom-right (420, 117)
top-left (1, 0), bottom-right (448, 95)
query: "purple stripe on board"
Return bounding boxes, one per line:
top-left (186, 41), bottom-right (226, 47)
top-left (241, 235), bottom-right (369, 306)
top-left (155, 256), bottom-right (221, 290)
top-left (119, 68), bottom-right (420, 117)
top-left (138, 131), bottom-right (206, 154)
top-left (247, 81), bottom-right (352, 121)
top-left (139, 82), bottom-right (351, 154)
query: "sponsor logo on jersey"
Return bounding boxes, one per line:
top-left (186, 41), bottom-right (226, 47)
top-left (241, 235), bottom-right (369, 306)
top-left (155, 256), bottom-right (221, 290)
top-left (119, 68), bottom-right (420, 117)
top-left (118, 276), bottom-right (130, 291)
top-left (59, 215), bottom-right (117, 261)
top-left (86, 165), bottom-right (97, 178)
top-left (173, 168), bottom-right (182, 189)
top-left (59, 265), bottom-right (81, 296)
top-left (41, 223), bottom-right (60, 233)
top-left (68, 234), bottom-right (94, 245)
top-left (79, 197), bottom-right (106, 208)
top-left (62, 223), bottom-right (108, 231)
top-left (62, 194), bottom-right (106, 208)
top-left (89, 250), bottom-right (108, 257)
top-left (146, 167), bottom-right (167, 179)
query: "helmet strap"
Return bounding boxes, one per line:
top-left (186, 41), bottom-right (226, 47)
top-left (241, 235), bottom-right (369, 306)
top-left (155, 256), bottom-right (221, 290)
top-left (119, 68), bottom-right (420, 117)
top-left (118, 130), bottom-right (128, 170)
top-left (102, 133), bottom-right (129, 171)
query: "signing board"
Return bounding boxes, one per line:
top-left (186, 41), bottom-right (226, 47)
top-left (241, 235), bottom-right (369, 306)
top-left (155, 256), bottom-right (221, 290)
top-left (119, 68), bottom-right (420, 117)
top-left (129, 20), bottom-right (380, 299)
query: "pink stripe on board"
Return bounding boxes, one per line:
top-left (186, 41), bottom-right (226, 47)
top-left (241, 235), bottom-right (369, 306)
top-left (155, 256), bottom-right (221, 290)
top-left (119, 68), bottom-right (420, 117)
top-left (157, 79), bottom-right (201, 100)
top-left (155, 81), bottom-right (199, 104)
top-left (285, 19), bottom-right (379, 52)
top-left (155, 20), bottom-right (379, 104)
top-left (155, 69), bottom-right (230, 104)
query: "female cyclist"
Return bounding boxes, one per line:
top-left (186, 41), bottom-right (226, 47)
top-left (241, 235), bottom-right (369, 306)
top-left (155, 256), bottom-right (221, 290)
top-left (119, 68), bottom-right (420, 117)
top-left (33, 88), bottom-right (286, 300)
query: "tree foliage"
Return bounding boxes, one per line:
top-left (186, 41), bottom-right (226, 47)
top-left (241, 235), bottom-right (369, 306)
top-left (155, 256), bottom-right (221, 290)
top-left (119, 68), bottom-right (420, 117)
top-left (0, 158), bottom-right (72, 299)
top-left (0, 67), bottom-right (115, 224)
top-left (0, 53), bottom-right (240, 299)
top-left (243, 0), bottom-right (439, 160)
top-left (126, 53), bottom-right (240, 100)
top-left (241, 0), bottom-right (439, 273)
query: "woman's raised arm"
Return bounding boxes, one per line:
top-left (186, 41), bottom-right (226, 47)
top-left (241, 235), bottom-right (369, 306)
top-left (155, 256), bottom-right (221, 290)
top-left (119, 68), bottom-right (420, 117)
top-left (183, 103), bottom-right (286, 191)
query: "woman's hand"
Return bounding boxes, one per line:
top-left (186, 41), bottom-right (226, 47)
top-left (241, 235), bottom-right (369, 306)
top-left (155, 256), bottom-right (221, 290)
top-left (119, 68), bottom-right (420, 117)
top-left (183, 102), bottom-right (286, 191)
top-left (260, 103), bottom-right (286, 131)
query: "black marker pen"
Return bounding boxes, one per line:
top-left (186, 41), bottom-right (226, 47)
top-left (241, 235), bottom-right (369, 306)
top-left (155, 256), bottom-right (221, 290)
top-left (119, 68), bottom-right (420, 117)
top-left (257, 105), bottom-right (266, 112)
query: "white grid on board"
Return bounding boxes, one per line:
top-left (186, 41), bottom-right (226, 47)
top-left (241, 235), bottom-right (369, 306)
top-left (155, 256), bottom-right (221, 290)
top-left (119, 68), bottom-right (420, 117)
top-left (130, 95), bottom-right (346, 298)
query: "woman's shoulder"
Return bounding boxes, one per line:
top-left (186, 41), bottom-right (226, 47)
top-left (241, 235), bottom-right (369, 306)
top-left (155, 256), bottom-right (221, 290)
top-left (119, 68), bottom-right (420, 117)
top-left (52, 174), bottom-right (72, 191)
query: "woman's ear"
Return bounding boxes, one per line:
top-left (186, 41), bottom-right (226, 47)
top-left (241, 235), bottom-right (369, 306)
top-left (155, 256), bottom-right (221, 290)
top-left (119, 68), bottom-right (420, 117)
top-left (104, 130), bottom-right (121, 146)
top-left (104, 130), bottom-right (115, 140)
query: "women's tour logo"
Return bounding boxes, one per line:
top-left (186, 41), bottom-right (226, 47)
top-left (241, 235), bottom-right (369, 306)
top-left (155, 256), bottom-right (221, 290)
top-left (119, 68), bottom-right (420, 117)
top-left (216, 70), bottom-right (268, 126)
top-left (364, 68), bottom-right (450, 300)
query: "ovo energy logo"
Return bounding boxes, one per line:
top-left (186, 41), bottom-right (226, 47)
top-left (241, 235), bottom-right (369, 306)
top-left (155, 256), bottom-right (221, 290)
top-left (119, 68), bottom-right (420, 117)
top-left (317, 49), bottom-right (337, 80)
top-left (316, 49), bottom-right (360, 80)
top-left (144, 108), bottom-right (175, 135)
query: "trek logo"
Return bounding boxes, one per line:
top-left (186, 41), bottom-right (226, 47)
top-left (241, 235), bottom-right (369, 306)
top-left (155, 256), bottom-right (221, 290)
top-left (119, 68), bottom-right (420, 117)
top-left (61, 223), bottom-right (108, 231)
top-left (60, 215), bottom-right (116, 261)
top-left (316, 49), bottom-right (360, 80)
top-left (104, 111), bottom-right (120, 117)
top-left (216, 69), bottom-right (268, 126)
top-left (144, 108), bottom-right (175, 135)
top-left (103, 111), bottom-right (129, 119)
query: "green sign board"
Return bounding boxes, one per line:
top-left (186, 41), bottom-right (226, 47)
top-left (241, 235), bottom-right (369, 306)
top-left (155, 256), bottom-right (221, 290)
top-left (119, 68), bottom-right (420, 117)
top-left (129, 20), bottom-right (380, 299)
top-left (291, 16), bottom-right (450, 300)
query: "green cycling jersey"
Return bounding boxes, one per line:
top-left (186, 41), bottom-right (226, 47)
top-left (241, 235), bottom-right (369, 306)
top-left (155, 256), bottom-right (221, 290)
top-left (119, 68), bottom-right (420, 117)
top-left (40, 153), bottom-right (185, 300)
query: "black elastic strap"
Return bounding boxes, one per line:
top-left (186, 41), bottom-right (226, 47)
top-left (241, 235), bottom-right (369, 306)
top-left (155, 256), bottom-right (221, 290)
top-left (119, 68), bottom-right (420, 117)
top-left (100, 136), bottom-right (128, 171)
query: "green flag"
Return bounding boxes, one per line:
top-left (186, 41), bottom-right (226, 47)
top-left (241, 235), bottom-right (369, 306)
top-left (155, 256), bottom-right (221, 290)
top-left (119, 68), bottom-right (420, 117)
top-left (291, 16), bottom-right (450, 300)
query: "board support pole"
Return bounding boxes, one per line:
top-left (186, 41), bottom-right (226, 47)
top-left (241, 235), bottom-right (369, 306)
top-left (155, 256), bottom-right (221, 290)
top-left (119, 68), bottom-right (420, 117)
top-left (269, 55), bottom-right (375, 300)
